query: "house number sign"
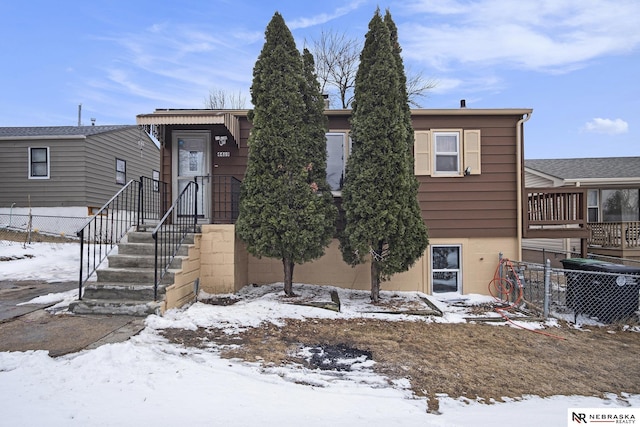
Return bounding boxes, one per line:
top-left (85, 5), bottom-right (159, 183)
top-left (217, 151), bottom-right (231, 157)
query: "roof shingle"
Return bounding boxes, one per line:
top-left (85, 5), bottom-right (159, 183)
top-left (0, 125), bottom-right (134, 138)
top-left (525, 157), bottom-right (640, 180)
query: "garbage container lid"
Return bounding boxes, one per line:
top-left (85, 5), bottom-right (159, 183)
top-left (561, 258), bottom-right (640, 274)
top-left (561, 258), bottom-right (606, 266)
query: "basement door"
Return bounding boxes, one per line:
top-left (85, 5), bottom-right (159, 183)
top-left (172, 131), bottom-right (210, 221)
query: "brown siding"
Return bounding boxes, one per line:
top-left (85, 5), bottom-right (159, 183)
top-left (158, 111), bottom-right (526, 239)
top-left (414, 114), bottom-right (522, 238)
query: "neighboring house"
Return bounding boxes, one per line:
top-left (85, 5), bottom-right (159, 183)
top-left (135, 106), bottom-right (562, 302)
top-left (524, 157), bottom-right (640, 263)
top-left (0, 125), bottom-right (160, 229)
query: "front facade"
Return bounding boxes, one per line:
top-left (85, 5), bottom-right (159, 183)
top-left (137, 107), bottom-right (532, 298)
top-left (524, 157), bottom-right (640, 262)
top-left (0, 125), bottom-right (160, 218)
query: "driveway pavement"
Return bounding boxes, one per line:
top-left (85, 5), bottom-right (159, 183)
top-left (0, 280), bottom-right (146, 357)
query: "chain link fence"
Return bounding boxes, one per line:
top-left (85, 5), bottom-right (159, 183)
top-left (508, 257), bottom-right (640, 325)
top-left (0, 213), bottom-right (86, 245)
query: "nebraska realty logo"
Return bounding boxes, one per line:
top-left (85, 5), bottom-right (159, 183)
top-left (569, 408), bottom-right (638, 425)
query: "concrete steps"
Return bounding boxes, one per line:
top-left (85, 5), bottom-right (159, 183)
top-left (70, 228), bottom-right (196, 317)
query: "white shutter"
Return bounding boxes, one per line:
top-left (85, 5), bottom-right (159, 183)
top-left (414, 131), bottom-right (431, 175)
top-left (463, 129), bottom-right (481, 175)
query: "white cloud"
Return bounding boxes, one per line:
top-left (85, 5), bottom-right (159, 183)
top-left (399, 0), bottom-right (640, 72)
top-left (584, 118), bottom-right (629, 135)
top-left (288, 0), bottom-right (367, 29)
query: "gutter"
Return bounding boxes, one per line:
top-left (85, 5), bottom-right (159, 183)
top-left (0, 135), bottom-right (87, 141)
top-left (516, 112), bottom-right (532, 261)
top-left (567, 177), bottom-right (640, 185)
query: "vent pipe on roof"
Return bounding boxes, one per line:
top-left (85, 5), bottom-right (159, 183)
top-left (460, 99), bottom-right (466, 108)
top-left (323, 94), bottom-right (330, 109)
top-left (91, 118), bottom-right (96, 126)
top-left (78, 104), bottom-right (82, 126)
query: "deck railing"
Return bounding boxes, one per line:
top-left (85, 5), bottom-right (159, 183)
top-left (588, 221), bottom-right (640, 249)
top-left (524, 187), bottom-right (588, 238)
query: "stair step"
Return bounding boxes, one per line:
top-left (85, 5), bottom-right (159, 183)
top-left (118, 243), bottom-right (190, 256)
top-left (69, 299), bottom-right (163, 317)
top-left (107, 254), bottom-right (184, 269)
top-left (136, 223), bottom-right (201, 233)
top-left (71, 224), bottom-right (198, 317)
top-left (83, 282), bottom-right (166, 301)
top-left (96, 267), bottom-right (176, 284)
top-left (127, 231), bottom-right (196, 245)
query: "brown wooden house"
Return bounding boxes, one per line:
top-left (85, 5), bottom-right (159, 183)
top-left (136, 106), bottom-right (582, 304)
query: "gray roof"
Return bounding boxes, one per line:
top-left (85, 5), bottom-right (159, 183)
top-left (0, 125), bottom-right (135, 138)
top-left (525, 157), bottom-right (640, 180)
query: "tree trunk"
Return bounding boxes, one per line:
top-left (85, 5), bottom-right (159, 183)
top-left (283, 258), bottom-right (295, 296)
top-left (370, 260), bottom-right (380, 302)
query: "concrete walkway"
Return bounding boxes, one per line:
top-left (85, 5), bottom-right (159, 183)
top-left (0, 280), bottom-right (146, 357)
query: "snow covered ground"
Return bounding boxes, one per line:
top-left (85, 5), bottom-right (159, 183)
top-left (0, 241), bottom-right (638, 426)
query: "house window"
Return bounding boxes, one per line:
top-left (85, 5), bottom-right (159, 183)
top-left (587, 189), bottom-right (599, 222)
top-left (414, 129), bottom-right (481, 176)
top-left (431, 245), bottom-right (462, 293)
top-left (601, 189), bottom-right (640, 222)
top-left (115, 158), bottom-right (126, 185)
top-left (326, 132), bottom-right (351, 192)
top-left (434, 132), bottom-right (460, 174)
top-left (29, 147), bottom-right (49, 179)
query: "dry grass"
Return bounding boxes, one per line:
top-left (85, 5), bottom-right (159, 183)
top-left (0, 229), bottom-right (77, 244)
top-left (161, 300), bottom-right (640, 412)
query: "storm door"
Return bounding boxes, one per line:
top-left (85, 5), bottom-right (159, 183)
top-left (172, 131), bottom-right (210, 221)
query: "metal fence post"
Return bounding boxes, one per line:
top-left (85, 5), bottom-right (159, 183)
top-left (137, 178), bottom-right (143, 228)
top-left (77, 228), bottom-right (84, 300)
top-left (193, 178), bottom-right (199, 233)
top-left (543, 258), bottom-right (551, 318)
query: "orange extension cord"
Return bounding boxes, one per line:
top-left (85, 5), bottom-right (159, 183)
top-left (488, 258), bottom-right (566, 340)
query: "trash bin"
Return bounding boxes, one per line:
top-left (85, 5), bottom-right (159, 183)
top-left (561, 258), bottom-right (640, 323)
top-left (561, 258), bottom-right (605, 320)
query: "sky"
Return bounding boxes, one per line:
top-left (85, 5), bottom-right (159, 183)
top-left (1, 240), bottom-right (639, 426)
top-left (1, 0), bottom-right (639, 159)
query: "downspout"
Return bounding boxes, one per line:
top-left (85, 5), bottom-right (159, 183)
top-left (516, 112), bottom-right (532, 261)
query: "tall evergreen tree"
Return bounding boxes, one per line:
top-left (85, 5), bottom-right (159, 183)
top-left (236, 12), bottom-right (336, 296)
top-left (383, 9), bottom-right (430, 283)
top-left (340, 9), bottom-right (429, 302)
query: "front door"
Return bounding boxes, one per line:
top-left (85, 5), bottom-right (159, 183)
top-left (173, 131), bottom-right (210, 221)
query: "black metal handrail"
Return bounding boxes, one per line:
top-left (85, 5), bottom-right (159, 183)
top-left (139, 176), bottom-right (169, 225)
top-left (212, 175), bottom-right (241, 223)
top-left (151, 179), bottom-right (199, 300)
top-left (76, 176), bottom-right (168, 299)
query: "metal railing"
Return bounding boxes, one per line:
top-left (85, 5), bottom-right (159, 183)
top-left (1, 213), bottom-right (86, 244)
top-left (76, 176), bottom-right (167, 299)
top-left (151, 179), bottom-right (199, 300)
top-left (507, 259), bottom-right (640, 324)
top-left (139, 176), bottom-right (169, 225)
top-left (212, 175), bottom-right (241, 223)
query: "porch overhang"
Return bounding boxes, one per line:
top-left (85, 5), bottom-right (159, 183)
top-left (136, 109), bottom-right (243, 147)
